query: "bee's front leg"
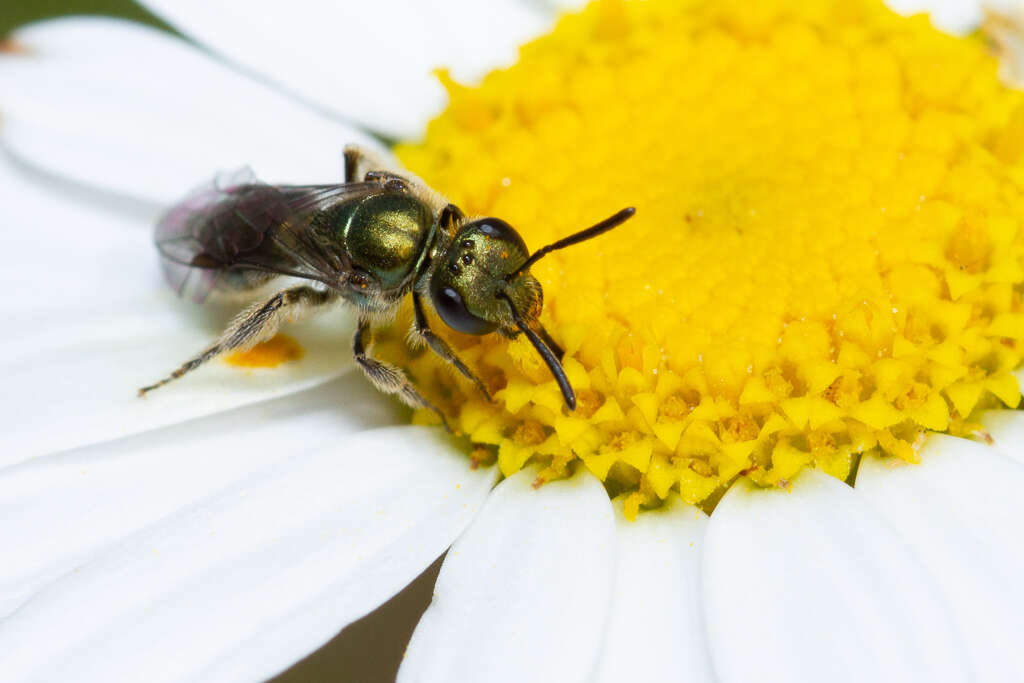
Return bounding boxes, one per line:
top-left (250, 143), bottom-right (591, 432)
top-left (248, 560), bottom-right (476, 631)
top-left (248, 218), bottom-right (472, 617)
top-left (352, 316), bottom-right (452, 433)
top-left (439, 203), bottom-right (464, 232)
top-left (412, 293), bottom-right (493, 402)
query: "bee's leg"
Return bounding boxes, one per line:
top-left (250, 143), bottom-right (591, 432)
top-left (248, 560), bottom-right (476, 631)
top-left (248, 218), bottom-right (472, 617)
top-left (363, 171), bottom-right (411, 194)
top-left (412, 293), bottom-right (493, 402)
top-left (344, 146), bottom-right (361, 183)
top-left (139, 286), bottom-right (336, 396)
top-left (352, 316), bottom-right (452, 432)
top-left (439, 204), bottom-right (464, 232)
top-left (343, 144), bottom-right (394, 183)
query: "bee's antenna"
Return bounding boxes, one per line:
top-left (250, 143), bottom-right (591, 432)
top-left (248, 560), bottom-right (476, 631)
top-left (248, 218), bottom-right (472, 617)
top-left (497, 291), bottom-right (576, 410)
top-left (537, 322), bottom-right (564, 359)
top-left (506, 207), bottom-right (636, 282)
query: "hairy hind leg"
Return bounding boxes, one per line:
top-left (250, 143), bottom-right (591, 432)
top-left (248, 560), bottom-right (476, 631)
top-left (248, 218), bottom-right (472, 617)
top-left (139, 286), bottom-right (337, 395)
top-left (352, 316), bottom-right (451, 432)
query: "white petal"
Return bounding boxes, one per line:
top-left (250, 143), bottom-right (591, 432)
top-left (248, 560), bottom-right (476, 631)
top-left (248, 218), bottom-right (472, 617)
top-left (888, 0), bottom-right (1024, 35)
top-left (1, 292), bottom-right (359, 469)
top-left (0, 426), bottom-right (496, 683)
top-left (0, 155), bottom-right (371, 466)
top-left (533, 0), bottom-right (590, 10)
top-left (398, 468), bottom-right (615, 683)
top-left (0, 155), bottom-right (154, 312)
top-left (855, 434), bottom-right (1024, 681)
top-left (137, 0), bottom-right (557, 140)
top-left (1, 17), bottom-right (386, 204)
top-left (882, 0), bottom-right (1001, 34)
top-left (703, 470), bottom-right (970, 683)
top-left (592, 498), bottom-right (714, 683)
top-left (0, 372), bottom-right (402, 617)
top-left (982, 408), bottom-right (1024, 464)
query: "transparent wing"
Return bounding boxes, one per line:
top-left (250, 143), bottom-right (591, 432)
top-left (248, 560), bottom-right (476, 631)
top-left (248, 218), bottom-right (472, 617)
top-left (155, 169), bottom-right (381, 302)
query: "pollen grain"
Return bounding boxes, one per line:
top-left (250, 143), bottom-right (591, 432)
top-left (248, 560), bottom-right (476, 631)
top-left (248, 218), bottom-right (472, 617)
top-left (225, 333), bottom-right (304, 368)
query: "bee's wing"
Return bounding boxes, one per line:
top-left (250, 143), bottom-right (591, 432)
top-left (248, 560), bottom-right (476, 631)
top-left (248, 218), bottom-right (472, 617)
top-left (155, 169), bottom-right (380, 302)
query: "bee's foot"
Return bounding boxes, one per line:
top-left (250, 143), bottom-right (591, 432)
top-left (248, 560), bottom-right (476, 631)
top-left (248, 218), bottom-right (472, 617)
top-left (137, 381), bottom-right (164, 397)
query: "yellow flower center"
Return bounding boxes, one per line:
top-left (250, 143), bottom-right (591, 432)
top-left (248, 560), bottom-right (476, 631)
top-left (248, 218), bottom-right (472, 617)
top-left (391, 0), bottom-right (1024, 516)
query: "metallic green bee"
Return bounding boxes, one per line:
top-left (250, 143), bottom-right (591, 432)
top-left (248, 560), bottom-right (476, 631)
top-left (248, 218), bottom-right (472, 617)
top-left (140, 145), bottom-right (635, 428)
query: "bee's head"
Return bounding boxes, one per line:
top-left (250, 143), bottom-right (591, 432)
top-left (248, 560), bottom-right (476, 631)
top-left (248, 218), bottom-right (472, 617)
top-left (430, 218), bottom-right (541, 336)
top-left (429, 208), bottom-right (636, 410)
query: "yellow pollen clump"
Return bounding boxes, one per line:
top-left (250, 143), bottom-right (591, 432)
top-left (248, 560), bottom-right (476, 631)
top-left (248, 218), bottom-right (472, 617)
top-left (394, 0), bottom-right (1024, 510)
top-left (225, 334), bottom-right (304, 368)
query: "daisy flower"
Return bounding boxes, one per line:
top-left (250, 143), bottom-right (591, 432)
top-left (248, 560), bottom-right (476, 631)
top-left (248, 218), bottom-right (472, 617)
top-left (3, 0), bottom-right (1024, 682)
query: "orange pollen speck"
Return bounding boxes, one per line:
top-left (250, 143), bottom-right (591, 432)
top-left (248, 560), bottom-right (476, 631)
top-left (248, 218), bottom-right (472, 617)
top-left (225, 333), bottom-right (304, 368)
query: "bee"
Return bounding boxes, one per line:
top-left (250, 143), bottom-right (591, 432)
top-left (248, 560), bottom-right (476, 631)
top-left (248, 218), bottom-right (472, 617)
top-left (140, 145), bottom-right (635, 429)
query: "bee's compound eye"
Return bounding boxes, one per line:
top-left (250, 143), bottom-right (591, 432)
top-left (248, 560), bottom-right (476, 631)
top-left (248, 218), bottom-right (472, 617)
top-left (431, 285), bottom-right (497, 335)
